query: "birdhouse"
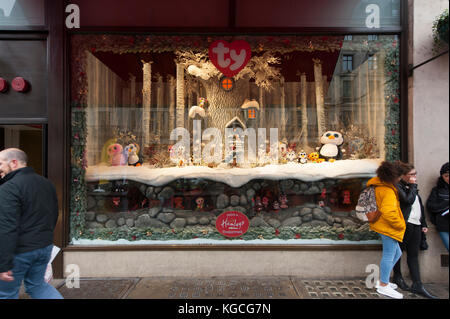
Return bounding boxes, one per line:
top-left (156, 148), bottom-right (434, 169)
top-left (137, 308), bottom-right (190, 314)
top-left (241, 99), bottom-right (260, 128)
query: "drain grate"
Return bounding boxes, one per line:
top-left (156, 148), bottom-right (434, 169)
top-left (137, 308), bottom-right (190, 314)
top-left (294, 279), bottom-right (427, 299)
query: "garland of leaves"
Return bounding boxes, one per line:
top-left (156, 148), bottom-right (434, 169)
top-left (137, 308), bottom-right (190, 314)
top-left (70, 102), bottom-right (88, 240)
top-left (432, 9), bottom-right (449, 53)
top-left (79, 224), bottom-right (379, 242)
top-left (384, 40), bottom-right (401, 161)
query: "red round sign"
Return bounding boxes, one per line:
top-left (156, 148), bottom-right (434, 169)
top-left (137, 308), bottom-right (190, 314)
top-left (0, 78), bottom-right (7, 92)
top-left (215, 211), bottom-right (250, 238)
top-left (209, 40), bottom-right (251, 78)
top-left (11, 77), bottom-right (29, 92)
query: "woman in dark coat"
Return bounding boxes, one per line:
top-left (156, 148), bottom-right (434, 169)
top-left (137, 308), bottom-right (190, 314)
top-left (426, 162), bottom-right (449, 252)
top-left (392, 161), bottom-right (437, 299)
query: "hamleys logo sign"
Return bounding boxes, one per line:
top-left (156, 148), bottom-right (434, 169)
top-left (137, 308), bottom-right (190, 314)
top-left (209, 40), bottom-right (251, 78)
top-left (215, 211), bottom-right (250, 238)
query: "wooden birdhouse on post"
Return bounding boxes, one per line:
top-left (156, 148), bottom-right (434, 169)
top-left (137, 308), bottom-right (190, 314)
top-left (241, 99), bottom-right (260, 129)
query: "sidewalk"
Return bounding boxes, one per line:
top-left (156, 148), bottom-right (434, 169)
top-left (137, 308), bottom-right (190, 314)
top-left (20, 276), bottom-right (449, 299)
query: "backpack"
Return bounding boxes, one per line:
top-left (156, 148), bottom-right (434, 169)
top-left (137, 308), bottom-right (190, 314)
top-left (355, 186), bottom-right (381, 223)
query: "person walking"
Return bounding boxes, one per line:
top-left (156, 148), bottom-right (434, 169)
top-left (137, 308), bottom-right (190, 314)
top-left (426, 162), bottom-right (449, 252)
top-left (392, 161), bottom-right (437, 299)
top-left (0, 148), bottom-right (63, 299)
top-left (367, 161), bottom-right (406, 299)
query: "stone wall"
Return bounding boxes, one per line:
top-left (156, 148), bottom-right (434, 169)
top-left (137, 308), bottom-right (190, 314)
top-left (84, 178), bottom-right (367, 234)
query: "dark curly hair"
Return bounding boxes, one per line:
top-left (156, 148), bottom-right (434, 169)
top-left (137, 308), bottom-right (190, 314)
top-left (394, 160), bottom-right (415, 176)
top-left (376, 161), bottom-right (402, 184)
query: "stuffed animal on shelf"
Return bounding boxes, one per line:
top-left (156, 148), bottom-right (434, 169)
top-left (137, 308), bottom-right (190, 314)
top-left (124, 143), bottom-right (143, 166)
top-left (198, 97), bottom-right (208, 109)
top-left (278, 141), bottom-right (287, 163)
top-left (286, 149), bottom-right (297, 163)
top-left (279, 194), bottom-right (288, 209)
top-left (173, 197), bottom-right (184, 209)
top-left (298, 150), bottom-right (308, 164)
top-left (262, 196), bottom-right (270, 210)
top-left (195, 197), bottom-right (205, 211)
top-left (308, 152), bottom-right (320, 163)
top-left (272, 201), bottom-right (280, 212)
top-left (175, 145), bottom-right (187, 167)
top-left (253, 196), bottom-right (263, 212)
top-left (341, 190), bottom-right (352, 205)
top-left (318, 131), bottom-right (345, 162)
top-left (107, 143), bottom-right (126, 166)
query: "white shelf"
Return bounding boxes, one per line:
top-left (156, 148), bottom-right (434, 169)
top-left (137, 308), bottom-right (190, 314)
top-left (85, 158), bottom-right (381, 188)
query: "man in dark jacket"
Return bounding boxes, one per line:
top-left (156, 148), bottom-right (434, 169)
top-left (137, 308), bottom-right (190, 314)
top-left (426, 162), bottom-right (449, 252)
top-left (0, 148), bottom-right (63, 299)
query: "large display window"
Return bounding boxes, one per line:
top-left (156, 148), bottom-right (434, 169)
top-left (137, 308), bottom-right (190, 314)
top-left (69, 34), bottom-right (400, 245)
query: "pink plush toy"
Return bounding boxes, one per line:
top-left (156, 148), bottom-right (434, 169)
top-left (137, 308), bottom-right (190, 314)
top-left (107, 143), bottom-right (125, 166)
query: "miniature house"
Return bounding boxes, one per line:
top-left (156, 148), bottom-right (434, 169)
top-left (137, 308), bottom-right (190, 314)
top-left (241, 99), bottom-right (260, 129)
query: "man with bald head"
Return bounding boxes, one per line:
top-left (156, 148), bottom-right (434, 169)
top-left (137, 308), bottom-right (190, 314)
top-left (0, 148), bottom-right (63, 299)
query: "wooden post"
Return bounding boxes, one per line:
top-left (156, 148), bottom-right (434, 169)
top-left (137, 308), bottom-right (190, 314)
top-left (300, 73), bottom-right (308, 147)
top-left (313, 58), bottom-right (326, 138)
top-left (156, 74), bottom-right (164, 142)
top-left (291, 82), bottom-right (298, 138)
top-left (142, 61), bottom-right (152, 151)
top-left (259, 86), bottom-right (265, 128)
top-left (176, 63), bottom-right (185, 128)
top-left (168, 75), bottom-right (176, 133)
top-left (280, 76), bottom-right (286, 139)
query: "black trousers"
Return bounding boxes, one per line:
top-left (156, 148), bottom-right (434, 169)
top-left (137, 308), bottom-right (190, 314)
top-left (393, 222), bottom-right (422, 283)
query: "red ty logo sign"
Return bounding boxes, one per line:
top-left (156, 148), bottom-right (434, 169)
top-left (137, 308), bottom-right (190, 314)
top-left (209, 40), bottom-right (251, 78)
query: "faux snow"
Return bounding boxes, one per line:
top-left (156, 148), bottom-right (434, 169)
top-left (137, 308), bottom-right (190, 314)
top-left (71, 237), bottom-right (381, 246)
top-left (85, 158), bottom-right (382, 188)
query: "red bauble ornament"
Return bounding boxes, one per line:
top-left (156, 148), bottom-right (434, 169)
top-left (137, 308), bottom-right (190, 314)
top-left (11, 77), bottom-right (29, 92)
top-left (0, 78), bottom-right (8, 93)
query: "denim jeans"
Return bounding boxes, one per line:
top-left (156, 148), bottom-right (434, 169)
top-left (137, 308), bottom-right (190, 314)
top-left (0, 244), bottom-right (63, 299)
top-left (439, 232), bottom-right (449, 252)
top-left (379, 234), bottom-right (402, 284)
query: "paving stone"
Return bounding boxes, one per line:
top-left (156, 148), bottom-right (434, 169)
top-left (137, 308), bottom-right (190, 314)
top-left (126, 277), bottom-right (298, 299)
top-left (57, 279), bottom-right (137, 299)
top-left (18, 277), bottom-right (448, 300)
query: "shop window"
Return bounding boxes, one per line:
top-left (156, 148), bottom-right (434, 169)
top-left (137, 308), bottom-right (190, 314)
top-left (344, 35), bottom-right (352, 41)
top-left (0, 125), bottom-right (44, 176)
top-left (368, 54), bottom-right (377, 70)
top-left (342, 55), bottom-right (353, 71)
top-left (342, 80), bottom-right (352, 98)
top-left (69, 34), bottom-right (400, 245)
top-left (368, 35), bottom-right (378, 41)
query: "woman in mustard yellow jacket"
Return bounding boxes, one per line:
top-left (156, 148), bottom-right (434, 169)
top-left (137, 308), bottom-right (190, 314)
top-left (367, 161), bottom-right (406, 299)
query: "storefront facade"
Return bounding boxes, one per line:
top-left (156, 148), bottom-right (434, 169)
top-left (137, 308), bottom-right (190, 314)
top-left (2, 0), bottom-right (446, 281)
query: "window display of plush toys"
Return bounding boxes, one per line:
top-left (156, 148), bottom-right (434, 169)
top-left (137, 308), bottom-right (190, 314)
top-left (283, 131), bottom-right (345, 164)
top-left (102, 130), bottom-right (345, 168)
top-left (106, 142), bottom-right (143, 167)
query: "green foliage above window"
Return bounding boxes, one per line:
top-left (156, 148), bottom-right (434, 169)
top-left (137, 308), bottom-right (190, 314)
top-left (432, 9), bottom-right (449, 53)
